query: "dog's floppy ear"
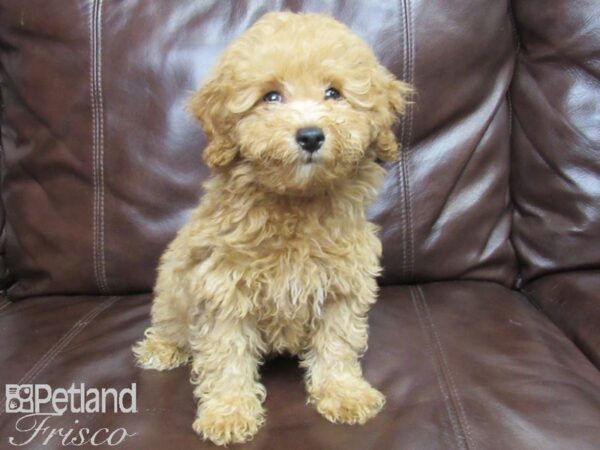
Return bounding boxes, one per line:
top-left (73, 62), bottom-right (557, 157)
top-left (188, 76), bottom-right (239, 169)
top-left (372, 68), bottom-right (413, 162)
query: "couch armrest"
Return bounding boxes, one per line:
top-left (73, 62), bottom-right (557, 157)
top-left (524, 271), bottom-right (600, 368)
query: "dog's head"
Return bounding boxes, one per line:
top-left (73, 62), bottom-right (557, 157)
top-left (189, 12), bottom-right (411, 196)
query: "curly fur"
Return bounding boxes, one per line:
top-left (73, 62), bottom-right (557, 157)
top-left (133, 11), bottom-right (410, 446)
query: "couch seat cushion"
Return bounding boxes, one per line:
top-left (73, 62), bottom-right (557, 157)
top-left (1, 281), bottom-right (599, 449)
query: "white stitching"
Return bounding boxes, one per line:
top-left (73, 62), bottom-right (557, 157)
top-left (396, 0), bottom-right (408, 279)
top-left (90, 0), bottom-right (109, 293)
top-left (398, 0), bottom-right (415, 281)
top-left (404, 0), bottom-right (415, 279)
top-left (0, 297), bottom-right (120, 415)
top-left (418, 286), bottom-right (476, 450)
top-left (410, 286), bottom-right (466, 450)
top-left (97, 0), bottom-right (109, 293)
top-left (89, 0), bottom-right (100, 292)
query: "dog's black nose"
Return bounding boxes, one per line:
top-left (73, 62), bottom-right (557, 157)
top-left (296, 127), bottom-right (325, 153)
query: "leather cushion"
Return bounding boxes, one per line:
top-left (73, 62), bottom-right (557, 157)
top-left (511, 0), bottom-right (600, 282)
top-left (1, 282), bottom-right (599, 449)
top-left (0, 0), bottom-right (518, 298)
top-left (524, 271), bottom-right (600, 369)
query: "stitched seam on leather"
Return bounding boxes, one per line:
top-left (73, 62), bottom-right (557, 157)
top-left (90, 0), bottom-right (100, 293)
top-left (410, 286), bottom-right (466, 450)
top-left (0, 298), bottom-right (10, 313)
top-left (404, 0), bottom-right (415, 280)
top-left (0, 296), bottom-right (120, 415)
top-left (97, 0), bottom-right (109, 293)
top-left (417, 286), bottom-right (476, 450)
top-left (90, 0), bottom-right (109, 294)
top-left (394, 0), bottom-right (407, 279)
top-left (398, 0), bottom-right (415, 280)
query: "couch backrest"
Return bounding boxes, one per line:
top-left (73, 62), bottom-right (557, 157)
top-left (0, 0), bottom-right (520, 299)
top-left (510, 0), bottom-right (600, 285)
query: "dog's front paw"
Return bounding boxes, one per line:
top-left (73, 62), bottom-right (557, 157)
top-left (310, 378), bottom-right (385, 425)
top-left (193, 394), bottom-right (265, 445)
top-left (132, 336), bottom-right (190, 371)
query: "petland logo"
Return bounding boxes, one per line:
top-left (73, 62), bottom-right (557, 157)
top-left (5, 383), bottom-right (137, 447)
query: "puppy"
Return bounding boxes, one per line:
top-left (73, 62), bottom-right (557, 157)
top-left (134, 11), bottom-right (410, 446)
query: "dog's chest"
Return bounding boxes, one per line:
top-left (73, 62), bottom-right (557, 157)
top-left (201, 205), bottom-right (379, 354)
top-left (254, 239), bottom-right (332, 311)
top-left (248, 235), bottom-right (349, 353)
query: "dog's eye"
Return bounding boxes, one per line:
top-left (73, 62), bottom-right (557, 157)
top-left (263, 91), bottom-right (283, 103)
top-left (324, 87), bottom-right (341, 100)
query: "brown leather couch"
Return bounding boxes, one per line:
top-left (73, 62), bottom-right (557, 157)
top-left (1, 1), bottom-right (599, 449)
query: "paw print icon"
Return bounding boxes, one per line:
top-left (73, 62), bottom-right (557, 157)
top-left (5, 385), bottom-right (34, 413)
